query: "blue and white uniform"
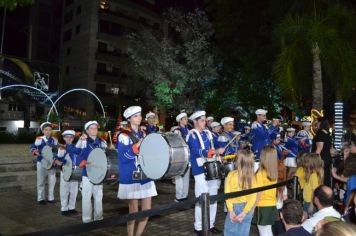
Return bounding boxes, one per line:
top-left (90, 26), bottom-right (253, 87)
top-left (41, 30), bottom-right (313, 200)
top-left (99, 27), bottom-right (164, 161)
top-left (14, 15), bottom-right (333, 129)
top-left (187, 127), bottom-right (220, 231)
top-left (251, 121), bottom-right (271, 160)
top-left (284, 136), bottom-right (299, 167)
top-left (75, 121), bottom-right (106, 223)
top-left (57, 141), bottom-right (79, 213)
top-left (218, 132), bottom-right (239, 156)
top-left (30, 135), bottom-right (57, 202)
top-left (145, 124), bottom-right (159, 134)
top-left (117, 128), bottom-right (157, 199)
top-left (297, 130), bottom-right (313, 153)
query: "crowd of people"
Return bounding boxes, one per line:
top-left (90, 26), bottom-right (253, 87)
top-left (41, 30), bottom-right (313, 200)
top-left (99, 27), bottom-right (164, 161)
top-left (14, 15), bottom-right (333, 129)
top-left (29, 106), bottom-right (356, 236)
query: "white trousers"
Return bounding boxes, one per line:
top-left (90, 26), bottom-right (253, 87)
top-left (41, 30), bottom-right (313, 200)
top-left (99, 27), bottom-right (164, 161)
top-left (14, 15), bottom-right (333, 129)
top-left (257, 225), bottom-right (273, 236)
top-left (60, 172), bottom-right (79, 211)
top-left (175, 167), bottom-right (190, 200)
top-left (194, 173), bottom-right (221, 231)
top-left (36, 161), bottom-right (56, 201)
top-left (81, 176), bottom-right (103, 223)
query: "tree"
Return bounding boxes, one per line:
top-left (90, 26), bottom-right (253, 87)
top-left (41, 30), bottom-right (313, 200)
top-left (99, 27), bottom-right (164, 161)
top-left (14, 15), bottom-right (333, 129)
top-left (0, 0), bottom-right (34, 10)
top-left (274, 3), bottom-right (356, 111)
top-left (126, 8), bottom-right (217, 111)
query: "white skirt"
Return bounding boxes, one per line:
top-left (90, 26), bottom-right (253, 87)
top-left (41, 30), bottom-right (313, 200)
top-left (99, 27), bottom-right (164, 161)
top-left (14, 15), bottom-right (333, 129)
top-left (284, 157), bottom-right (297, 167)
top-left (118, 181), bottom-right (157, 200)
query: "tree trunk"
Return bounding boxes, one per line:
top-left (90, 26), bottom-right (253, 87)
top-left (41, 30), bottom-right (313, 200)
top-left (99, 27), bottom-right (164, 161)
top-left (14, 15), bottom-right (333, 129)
top-left (312, 42), bottom-right (323, 110)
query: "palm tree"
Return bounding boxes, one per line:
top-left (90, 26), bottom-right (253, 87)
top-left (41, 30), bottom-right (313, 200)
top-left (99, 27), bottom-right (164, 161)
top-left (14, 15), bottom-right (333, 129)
top-left (274, 3), bottom-right (356, 111)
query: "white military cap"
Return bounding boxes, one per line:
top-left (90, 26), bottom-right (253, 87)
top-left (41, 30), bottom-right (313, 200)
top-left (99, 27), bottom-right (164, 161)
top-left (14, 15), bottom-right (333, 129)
top-left (40, 122), bottom-right (52, 131)
top-left (84, 120), bottom-right (99, 130)
top-left (286, 127), bottom-right (296, 132)
top-left (120, 121), bottom-right (128, 125)
top-left (206, 116), bottom-right (214, 121)
top-left (221, 117), bottom-right (234, 126)
top-left (244, 126), bottom-right (251, 129)
top-left (62, 130), bottom-right (75, 136)
top-left (145, 111), bottom-right (156, 120)
top-left (176, 112), bottom-right (187, 122)
top-left (124, 106), bottom-right (142, 119)
top-left (302, 121), bottom-right (311, 127)
top-left (255, 109), bottom-right (268, 115)
top-left (189, 111), bottom-right (206, 120)
top-left (210, 122), bottom-right (221, 128)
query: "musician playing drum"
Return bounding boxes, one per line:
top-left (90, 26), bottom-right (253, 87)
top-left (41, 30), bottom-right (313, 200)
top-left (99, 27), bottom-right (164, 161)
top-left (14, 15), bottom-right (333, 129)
top-left (55, 130), bottom-right (79, 216)
top-left (173, 112), bottom-right (190, 202)
top-left (210, 122), bottom-right (222, 148)
top-left (117, 106), bottom-right (157, 236)
top-left (30, 122), bottom-right (58, 205)
top-left (218, 117), bottom-right (240, 156)
top-left (186, 110), bottom-right (224, 235)
top-left (76, 121), bottom-right (107, 223)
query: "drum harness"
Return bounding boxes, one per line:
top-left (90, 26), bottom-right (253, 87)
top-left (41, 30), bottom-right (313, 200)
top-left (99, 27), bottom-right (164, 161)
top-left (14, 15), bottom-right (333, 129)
top-left (119, 129), bottom-right (146, 180)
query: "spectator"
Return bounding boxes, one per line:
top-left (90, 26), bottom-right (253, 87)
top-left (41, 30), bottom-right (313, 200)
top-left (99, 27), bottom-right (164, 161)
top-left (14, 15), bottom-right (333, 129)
top-left (314, 221), bottom-right (356, 236)
top-left (312, 117), bottom-right (332, 186)
top-left (302, 185), bottom-right (341, 233)
top-left (279, 200), bottom-right (311, 236)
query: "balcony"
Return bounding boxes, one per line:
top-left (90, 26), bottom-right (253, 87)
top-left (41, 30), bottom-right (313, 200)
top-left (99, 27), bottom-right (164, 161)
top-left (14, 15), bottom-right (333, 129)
top-left (0, 111), bottom-right (24, 120)
top-left (96, 32), bottom-right (128, 49)
top-left (95, 71), bottom-right (121, 84)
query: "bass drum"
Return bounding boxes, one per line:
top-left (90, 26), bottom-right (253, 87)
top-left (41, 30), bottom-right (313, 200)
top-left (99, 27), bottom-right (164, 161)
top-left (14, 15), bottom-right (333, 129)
top-left (86, 148), bottom-right (107, 184)
top-left (106, 149), bottom-right (119, 181)
top-left (138, 133), bottom-right (190, 180)
top-left (62, 154), bottom-right (82, 182)
top-left (41, 145), bottom-right (54, 170)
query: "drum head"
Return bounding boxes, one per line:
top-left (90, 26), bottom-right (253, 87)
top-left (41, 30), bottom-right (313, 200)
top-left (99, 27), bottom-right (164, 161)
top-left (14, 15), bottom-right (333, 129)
top-left (41, 145), bottom-right (53, 169)
top-left (87, 148), bottom-right (107, 184)
top-left (139, 133), bottom-right (170, 180)
top-left (62, 154), bottom-right (73, 181)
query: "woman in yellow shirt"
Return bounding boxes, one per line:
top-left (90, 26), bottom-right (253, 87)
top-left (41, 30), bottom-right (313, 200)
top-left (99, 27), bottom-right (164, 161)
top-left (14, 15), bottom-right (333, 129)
top-left (295, 152), bottom-right (308, 190)
top-left (303, 153), bottom-right (324, 216)
top-left (253, 146), bottom-right (279, 236)
top-left (224, 150), bottom-right (257, 236)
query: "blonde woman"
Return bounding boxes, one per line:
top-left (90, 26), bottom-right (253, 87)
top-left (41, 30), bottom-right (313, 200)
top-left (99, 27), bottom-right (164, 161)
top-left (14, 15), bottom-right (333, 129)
top-left (253, 146), bottom-right (279, 236)
top-left (315, 221), bottom-right (356, 236)
top-left (303, 153), bottom-right (324, 216)
top-left (224, 150), bottom-right (257, 236)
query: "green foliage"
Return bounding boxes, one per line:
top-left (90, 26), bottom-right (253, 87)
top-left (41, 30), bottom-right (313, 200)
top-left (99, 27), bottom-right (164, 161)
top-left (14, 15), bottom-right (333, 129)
top-left (127, 8), bottom-right (217, 110)
top-left (0, 0), bottom-right (34, 10)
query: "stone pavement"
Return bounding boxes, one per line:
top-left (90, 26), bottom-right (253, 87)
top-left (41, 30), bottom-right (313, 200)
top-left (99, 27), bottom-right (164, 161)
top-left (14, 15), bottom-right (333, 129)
top-left (0, 145), bottom-right (259, 236)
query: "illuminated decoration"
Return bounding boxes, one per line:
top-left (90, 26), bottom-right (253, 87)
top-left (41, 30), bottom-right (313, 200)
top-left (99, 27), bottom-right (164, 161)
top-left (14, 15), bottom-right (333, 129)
top-left (0, 84), bottom-right (59, 120)
top-left (310, 109), bottom-right (324, 136)
top-left (33, 72), bottom-right (49, 92)
top-left (334, 102), bottom-right (343, 151)
top-left (47, 88), bottom-right (106, 122)
top-left (99, 0), bottom-right (110, 10)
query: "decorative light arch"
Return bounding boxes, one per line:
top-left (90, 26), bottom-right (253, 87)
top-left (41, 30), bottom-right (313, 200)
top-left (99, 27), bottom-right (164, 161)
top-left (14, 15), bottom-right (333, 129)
top-left (46, 88), bottom-right (106, 122)
top-left (0, 84), bottom-right (59, 121)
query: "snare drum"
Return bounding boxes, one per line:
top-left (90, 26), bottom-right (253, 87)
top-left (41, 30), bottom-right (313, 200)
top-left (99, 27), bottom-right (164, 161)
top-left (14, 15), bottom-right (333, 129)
top-left (62, 154), bottom-right (82, 182)
top-left (203, 161), bottom-right (223, 180)
top-left (41, 145), bottom-right (54, 170)
top-left (224, 161), bottom-right (235, 176)
top-left (138, 133), bottom-right (189, 180)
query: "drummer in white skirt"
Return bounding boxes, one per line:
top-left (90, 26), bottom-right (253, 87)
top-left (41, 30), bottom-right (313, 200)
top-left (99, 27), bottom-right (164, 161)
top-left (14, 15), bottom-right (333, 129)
top-left (117, 106), bottom-right (157, 236)
top-left (173, 112), bottom-right (191, 202)
top-left (186, 111), bottom-right (224, 235)
top-left (55, 130), bottom-right (79, 216)
top-left (284, 127), bottom-right (301, 180)
top-left (76, 120), bottom-right (107, 223)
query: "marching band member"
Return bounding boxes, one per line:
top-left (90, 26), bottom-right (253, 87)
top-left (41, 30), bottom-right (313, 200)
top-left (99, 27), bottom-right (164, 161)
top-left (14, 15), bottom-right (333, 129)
top-left (271, 133), bottom-right (284, 161)
top-left (145, 111), bottom-right (159, 134)
top-left (173, 112), bottom-right (190, 202)
top-left (30, 122), bottom-right (58, 205)
top-left (251, 109), bottom-right (271, 160)
top-left (241, 126), bottom-right (252, 142)
top-left (284, 128), bottom-right (300, 180)
top-left (117, 106), bottom-right (157, 236)
top-left (218, 117), bottom-right (239, 156)
top-left (55, 130), bottom-right (79, 216)
top-left (76, 121), bottom-right (106, 223)
top-left (297, 119), bottom-right (313, 153)
top-left (206, 116), bottom-right (214, 131)
top-left (186, 111), bottom-right (224, 235)
top-left (210, 121), bottom-right (222, 148)
top-left (268, 118), bottom-right (280, 138)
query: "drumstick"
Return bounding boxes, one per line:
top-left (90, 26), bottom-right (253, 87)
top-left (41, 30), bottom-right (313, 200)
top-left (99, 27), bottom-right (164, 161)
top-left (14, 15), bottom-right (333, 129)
top-left (223, 134), bottom-right (240, 150)
top-left (108, 130), bottom-right (113, 147)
